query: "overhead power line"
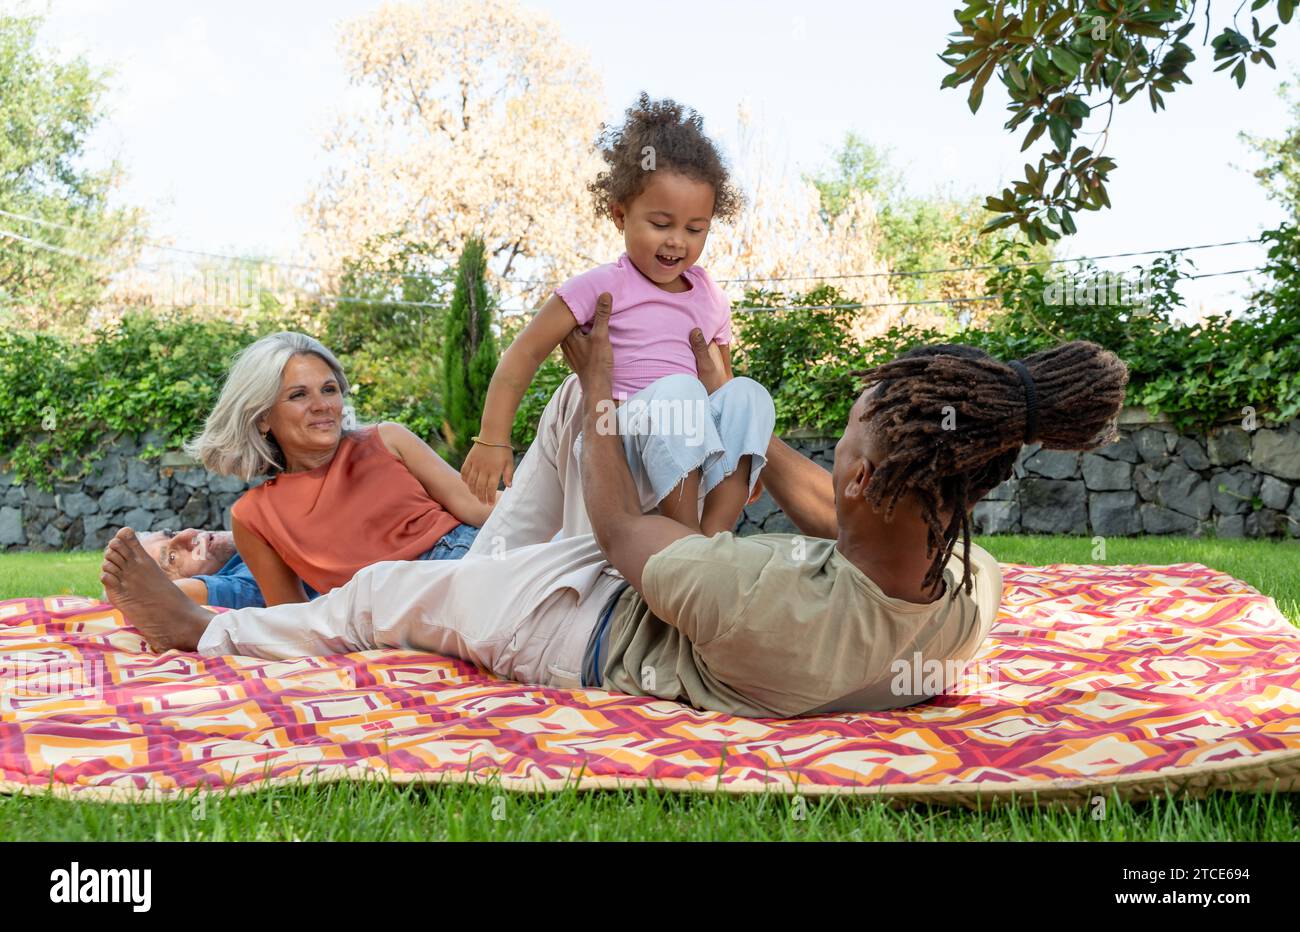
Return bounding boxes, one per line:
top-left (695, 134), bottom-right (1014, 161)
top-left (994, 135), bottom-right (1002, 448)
top-left (0, 205), bottom-right (1267, 289)
top-left (714, 238), bottom-right (1265, 284)
top-left (0, 208), bottom-right (339, 275)
top-left (501, 237), bottom-right (1267, 288)
top-left (0, 227), bottom-right (451, 310)
top-left (1184, 267), bottom-right (1265, 281)
top-left (0, 226), bottom-right (114, 262)
top-left (1, 219), bottom-right (1271, 315)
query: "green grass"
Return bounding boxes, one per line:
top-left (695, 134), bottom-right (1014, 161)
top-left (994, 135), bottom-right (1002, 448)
top-left (4, 780), bottom-right (1299, 842)
top-left (1, 537), bottom-right (1298, 841)
top-left (0, 550), bottom-right (109, 601)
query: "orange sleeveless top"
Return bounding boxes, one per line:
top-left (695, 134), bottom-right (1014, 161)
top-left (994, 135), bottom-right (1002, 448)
top-left (231, 426), bottom-right (462, 593)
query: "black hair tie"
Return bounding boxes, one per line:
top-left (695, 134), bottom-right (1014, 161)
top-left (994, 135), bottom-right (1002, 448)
top-left (1008, 360), bottom-right (1039, 444)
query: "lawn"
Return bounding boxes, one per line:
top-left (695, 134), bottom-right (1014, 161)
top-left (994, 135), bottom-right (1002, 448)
top-left (1, 536), bottom-right (1297, 842)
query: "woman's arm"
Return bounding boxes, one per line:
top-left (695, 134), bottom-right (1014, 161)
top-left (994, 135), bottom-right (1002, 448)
top-left (377, 422), bottom-right (494, 526)
top-left (231, 515), bottom-right (309, 606)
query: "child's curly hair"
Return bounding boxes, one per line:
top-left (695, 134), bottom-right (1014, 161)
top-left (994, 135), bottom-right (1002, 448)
top-left (588, 93), bottom-right (743, 222)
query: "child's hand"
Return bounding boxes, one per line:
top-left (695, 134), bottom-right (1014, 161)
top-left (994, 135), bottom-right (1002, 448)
top-left (461, 442), bottom-right (515, 504)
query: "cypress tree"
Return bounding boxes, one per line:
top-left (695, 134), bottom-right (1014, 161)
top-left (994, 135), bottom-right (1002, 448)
top-left (441, 237), bottom-right (498, 462)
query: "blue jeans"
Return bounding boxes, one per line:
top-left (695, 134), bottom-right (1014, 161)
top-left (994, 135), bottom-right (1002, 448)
top-left (418, 523), bottom-right (479, 561)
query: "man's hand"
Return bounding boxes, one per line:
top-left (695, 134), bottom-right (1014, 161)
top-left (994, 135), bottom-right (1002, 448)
top-left (560, 292), bottom-right (615, 399)
top-left (689, 327), bottom-right (729, 394)
top-left (689, 327), bottom-right (759, 502)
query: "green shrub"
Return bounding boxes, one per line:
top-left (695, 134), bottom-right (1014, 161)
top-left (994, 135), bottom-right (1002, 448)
top-left (0, 305), bottom-right (456, 487)
top-left (730, 226), bottom-right (1300, 435)
top-left (4, 225), bottom-right (1297, 485)
top-left (0, 312), bottom-right (258, 486)
top-left (440, 238), bottom-right (498, 463)
top-left (321, 237), bottom-right (451, 452)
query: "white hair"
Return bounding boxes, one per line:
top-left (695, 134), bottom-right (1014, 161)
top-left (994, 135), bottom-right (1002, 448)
top-left (185, 331), bottom-right (352, 480)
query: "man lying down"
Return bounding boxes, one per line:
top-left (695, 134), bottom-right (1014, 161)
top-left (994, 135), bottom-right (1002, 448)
top-left (101, 293), bottom-right (1128, 718)
top-left (138, 527), bottom-right (318, 609)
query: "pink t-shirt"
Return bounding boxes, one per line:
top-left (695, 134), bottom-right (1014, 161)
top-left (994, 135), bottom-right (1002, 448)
top-left (555, 253), bottom-right (732, 399)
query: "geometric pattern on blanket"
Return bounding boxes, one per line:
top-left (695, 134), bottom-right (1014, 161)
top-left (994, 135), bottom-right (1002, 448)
top-left (2, 563), bottom-right (1298, 806)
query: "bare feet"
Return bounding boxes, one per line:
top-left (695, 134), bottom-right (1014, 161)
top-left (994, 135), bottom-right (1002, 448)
top-left (101, 527), bottom-right (214, 652)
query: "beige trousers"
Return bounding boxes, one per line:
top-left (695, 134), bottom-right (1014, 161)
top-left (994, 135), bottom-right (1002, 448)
top-left (196, 533), bottom-right (628, 689)
top-left (467, 373), bottom-right (595, 557)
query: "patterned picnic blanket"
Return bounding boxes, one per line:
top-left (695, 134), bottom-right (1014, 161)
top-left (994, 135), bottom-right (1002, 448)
top-left (1, 563), bottom-right (1298, 805)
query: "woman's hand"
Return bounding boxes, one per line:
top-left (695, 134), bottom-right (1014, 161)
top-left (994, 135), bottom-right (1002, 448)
top-left (560, 292), bottom-right (615, 398)
top-left (459, 441), bottom-right (515, 505)
top-left (689, 327), bottom-right (730, 395)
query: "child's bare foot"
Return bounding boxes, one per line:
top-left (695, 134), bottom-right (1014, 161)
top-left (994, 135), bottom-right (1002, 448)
top-left (100, 527), bottom-right (214, 652)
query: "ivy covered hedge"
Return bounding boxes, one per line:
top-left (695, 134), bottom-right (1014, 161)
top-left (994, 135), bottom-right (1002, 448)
top-left (4, 225), bottom-right (1299, 487)
top-left (0, 309), bottom-right (457, 489)
top-left (0, 315), bottom-right (257, 486)
top-left (730, 224), bottom-right (1300, 437)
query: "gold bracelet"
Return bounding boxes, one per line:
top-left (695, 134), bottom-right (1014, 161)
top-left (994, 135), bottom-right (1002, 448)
top-left (471, 435), bottom-right (514, 450)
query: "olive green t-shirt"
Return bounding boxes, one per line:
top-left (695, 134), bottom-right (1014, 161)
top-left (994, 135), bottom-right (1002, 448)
top-left (599, 532), bottom-right (1002, 719)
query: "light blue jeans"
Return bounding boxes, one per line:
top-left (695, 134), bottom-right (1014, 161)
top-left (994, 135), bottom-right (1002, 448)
top-left (417, 522), bottom-right (479, 561)
top-left (575, 372), bottom-right (777, 513)
top-left (467, 372), bottom-right (776, 557)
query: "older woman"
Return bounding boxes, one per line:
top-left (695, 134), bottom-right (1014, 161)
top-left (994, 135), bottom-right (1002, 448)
top-left (184, 331), bottom-right (493, 605)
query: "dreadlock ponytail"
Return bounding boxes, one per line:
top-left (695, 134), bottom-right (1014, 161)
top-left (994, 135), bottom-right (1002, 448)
top-left (854, 340), bottom-right (1129, 597)
top-left (1017, 341), bottom-right (1130, 451)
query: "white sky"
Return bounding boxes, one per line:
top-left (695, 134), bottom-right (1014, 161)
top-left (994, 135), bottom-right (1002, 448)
top-left (14, 0), bottom-right (1300, 313)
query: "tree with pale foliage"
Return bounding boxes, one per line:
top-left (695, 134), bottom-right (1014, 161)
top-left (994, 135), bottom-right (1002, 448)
top-left (300, 0), bottom-right (618, 301)
top-left (0, 14), bottom-right (145, 332)
top-left (701, 111), bottom-right (890, 306)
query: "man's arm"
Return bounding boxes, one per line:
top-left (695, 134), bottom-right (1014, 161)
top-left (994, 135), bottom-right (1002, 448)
top-left (564, 294), bottom-right (697, 593)
top-left (760, 436), bottom-right (839, 540)
top-left (175, 577), bottom-right (210, 605)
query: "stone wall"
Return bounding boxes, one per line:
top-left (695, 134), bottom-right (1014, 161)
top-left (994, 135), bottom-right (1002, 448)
top-left (1, 411), bottom-right (1298, 552)
top-left (0, 432), bottom-right (253, 552)
top-left (970, 413), bottom-right (1300, 539)
top-left (738, 413), bottom-right (1300, 539)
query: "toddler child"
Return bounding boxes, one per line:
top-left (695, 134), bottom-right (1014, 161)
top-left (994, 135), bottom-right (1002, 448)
top-left (461, 94), bottom-right (775, 553)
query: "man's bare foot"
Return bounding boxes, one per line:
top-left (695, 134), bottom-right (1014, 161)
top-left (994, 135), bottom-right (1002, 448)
top-left (101, 527), bottom-right (214, 652)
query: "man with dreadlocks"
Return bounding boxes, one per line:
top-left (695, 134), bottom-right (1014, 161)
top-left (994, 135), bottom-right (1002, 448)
top-left (101, 293), bottom-right (1128, 718)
